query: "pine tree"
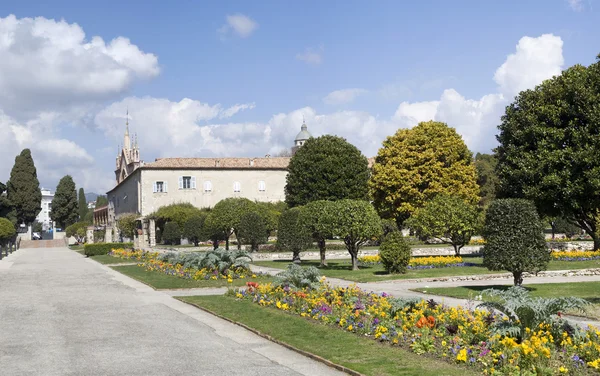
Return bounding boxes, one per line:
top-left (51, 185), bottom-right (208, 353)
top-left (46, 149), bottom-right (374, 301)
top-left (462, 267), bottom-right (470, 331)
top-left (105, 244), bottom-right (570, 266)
top-left (6, 149), bottom-right (42, 226)
top-left (78, 188), bottom-right (88, 221)
top-left (50, 176), bottom-right (79, 229)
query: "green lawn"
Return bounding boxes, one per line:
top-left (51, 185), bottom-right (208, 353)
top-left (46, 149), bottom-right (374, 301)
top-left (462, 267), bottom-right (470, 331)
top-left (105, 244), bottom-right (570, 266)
top-left (69, 245), bottom-right (84, 251)
top-left (411, 282), bottom-right (600, 320)
top-left (90, 255), bottom-right (137, 265)
top-left (111, 265), bottom-right (272, 289)
top-left (178, 295), bottom-right (476, 376)
top-left (254, 257), bottom-right (600, 283)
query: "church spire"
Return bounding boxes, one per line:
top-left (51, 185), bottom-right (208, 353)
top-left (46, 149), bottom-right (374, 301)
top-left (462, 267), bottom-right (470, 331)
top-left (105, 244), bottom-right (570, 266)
top-left (123, 108), bottom-right (131, 150)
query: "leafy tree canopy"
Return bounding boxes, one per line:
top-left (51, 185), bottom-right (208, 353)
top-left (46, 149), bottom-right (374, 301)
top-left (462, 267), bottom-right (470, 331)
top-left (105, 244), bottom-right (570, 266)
top-left (208, 198), bottom-right (256, 249)
top-left (297, 200), bottom-right (337, 266)
top-left (285, 135), bottom-right (370, 207)
top-left (277, 207), bottom-right (312, 262)
top-left (162, 221), bottom-right (181, 245)
top-left (237, 212), bottom-right (268, 252)
top-left (65, 222), bottom-right (89, 242)
top-left (482, 199), bottom-right (549, 286)
top-left (495, 56), bottom-right (600, 249)
top-left (95, 195), bottom-right (108, 207)
top-left (7, 149), bottom-right (42, 225)
top-left (405, 194), bottom-right (481, 255)
top-left (0, 217), bottom-right (16, 243)
top-left (148, 202), bottom-right (204, 231)
top-left (183, 213), bottom-right (207, 246)
top-left (50, 175), bottom-right (79, 229)
top-left (0, 181), bottom-right (16, 225)
top-left (369, 121), bottom-right (479, 226)
top-left (474, 153), bottom-right (498, 208)
top-left (117, 213), bottom-right (138, 240)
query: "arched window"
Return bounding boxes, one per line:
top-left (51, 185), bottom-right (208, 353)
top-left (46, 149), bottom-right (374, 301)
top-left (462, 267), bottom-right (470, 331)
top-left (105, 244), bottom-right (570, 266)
top-left (233, 181), bottom-right (241, 192)
top-left (258, 180), bottom-right (266, 192)
top-left (204, 180), bottom-right (212, 192)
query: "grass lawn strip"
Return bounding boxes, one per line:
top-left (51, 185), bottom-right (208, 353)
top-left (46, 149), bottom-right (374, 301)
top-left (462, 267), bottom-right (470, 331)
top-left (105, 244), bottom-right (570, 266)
top-left (111, 264), bottom-right (272, 289)
top-left (89, 254), bottom-right (138, 265)
top-left (411, 281), bottom-right (600, 320)
top-left (254, 258), bottom-right (600, 283)
top-left (179, 295), bottom-right (477, 376)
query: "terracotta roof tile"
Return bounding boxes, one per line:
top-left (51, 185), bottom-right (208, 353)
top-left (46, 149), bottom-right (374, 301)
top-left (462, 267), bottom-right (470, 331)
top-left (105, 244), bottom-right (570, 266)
top-left (143, 157), bottom-right (291, 169)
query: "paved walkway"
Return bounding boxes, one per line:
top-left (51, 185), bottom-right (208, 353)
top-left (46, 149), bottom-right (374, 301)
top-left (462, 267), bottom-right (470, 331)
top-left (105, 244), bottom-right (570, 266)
top-left (0, 247), bottom-right (345, 376)
top-left (250, 265), bottom-right (600, 329)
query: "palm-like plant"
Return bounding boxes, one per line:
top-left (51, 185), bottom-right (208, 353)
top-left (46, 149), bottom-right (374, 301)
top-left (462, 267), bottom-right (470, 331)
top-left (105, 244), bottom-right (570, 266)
top-left (478, 286), bottom-right (589, 338)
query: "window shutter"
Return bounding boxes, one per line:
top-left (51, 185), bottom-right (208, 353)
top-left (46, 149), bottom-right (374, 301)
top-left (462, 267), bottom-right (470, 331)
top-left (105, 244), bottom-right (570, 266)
top-left (191, 176), bottom-right (197, 189)
top-left (153, 182), bottom-right (157, 193)
top-left (258, 181), bottom-right (265, 191)
top-left (204, 181), bottom-right (212, 192)
top-left (178, 176), bottom-right (183, 189)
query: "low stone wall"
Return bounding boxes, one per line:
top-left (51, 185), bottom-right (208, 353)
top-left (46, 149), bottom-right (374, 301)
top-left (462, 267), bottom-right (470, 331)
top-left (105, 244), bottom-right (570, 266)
top-left (547, 241), bottom-right (594, 251)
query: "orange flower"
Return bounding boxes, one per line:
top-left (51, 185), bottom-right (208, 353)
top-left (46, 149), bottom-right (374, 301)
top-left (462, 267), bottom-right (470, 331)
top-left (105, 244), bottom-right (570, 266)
top-left (427, 316), bottom-right (435, 328)
top-left (416, 316), bottom-right (428, 328)
top-left (416, 316), bottom-right (435, 329)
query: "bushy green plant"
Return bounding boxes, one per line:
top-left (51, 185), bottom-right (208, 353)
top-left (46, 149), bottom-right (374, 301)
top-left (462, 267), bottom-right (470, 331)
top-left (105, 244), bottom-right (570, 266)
top-left (237, 212), bottom-right (267, 252)
top-left (274, 263), bottom-right (321, 290)
top-left (207, 198), bottom-right (257, 250)
top-left (182, 213), bottom-right (207, 246)
top-left (379, 231), bottom-right (411, 274)
top-left (162, 222), bottom-right (181, 245)
top-left (297, 200), bottom-right (337, 267)
top-left (117, 213), bottom-right (138, 240)
top-left (157, 248), bottom-right (252, 273)
top-left (0, 217), bottom-right (16, 245)
top-left (65, 222), bottom-right (89, 243)
top-left (479, 286), bottom-right (589, 339)
top-left (148, 202), bottom-right (204, 232)
top-left (84, 242), bottom-right (133, 256)
top-left (277, 207), bottom-right (312, 262)
top-left (482, 199), bottom-right (549, 285)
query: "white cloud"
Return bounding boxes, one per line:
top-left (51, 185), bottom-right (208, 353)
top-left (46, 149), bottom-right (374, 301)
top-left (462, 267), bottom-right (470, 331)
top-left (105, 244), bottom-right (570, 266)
top-left (567, 0), bottom-right (584, 11)
top-left (323, 88), bottom-right (368, 105)
top-left (219, 103), bottom-right (256, 118)
top-left (296, 45), bottom-right (324, 65)
top-left (0, 15), bottom-right (159, 122)
top-left (218, 14), bottom-right (258, 39)
top-left (392, 101), bottom-right (439, 125)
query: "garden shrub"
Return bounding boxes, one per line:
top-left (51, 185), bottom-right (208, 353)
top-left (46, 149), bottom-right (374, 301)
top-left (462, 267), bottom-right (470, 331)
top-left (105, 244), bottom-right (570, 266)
top-left (379, 231), bottom-right (411, 274)
top-left (84, 242), bottom-right (133, 256)
top-left (162, 221), bottom-right (181, 245)
top-left (274, 263), bottom-right (321, 290)
top-left (237, 211), bottom-right (267, 252)
top-left (65, 222), bottom-right (88, 243)
top-left (277, 207), bottom-right (312, 262)
top-left (482, 199), bottom-right (549, 285)
top-left (182, 213), bottom-right (207, 246)
top-left (157, 248), bottom-right (252, 273)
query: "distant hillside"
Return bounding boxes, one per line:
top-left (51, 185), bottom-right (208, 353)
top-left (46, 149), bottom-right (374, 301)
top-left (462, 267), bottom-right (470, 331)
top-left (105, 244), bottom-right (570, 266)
top-left (85, 192), bottom-right (99, 202)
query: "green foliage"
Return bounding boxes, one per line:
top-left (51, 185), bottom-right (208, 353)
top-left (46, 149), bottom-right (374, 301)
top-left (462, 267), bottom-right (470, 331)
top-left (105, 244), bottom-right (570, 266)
top-left (7, 149), bottom-right (42, 225)
top-left (93, 229), bottom-right (105, 243)
top-left (474, 153), bottom-right (498, 208)
top-left (331, 200), bottom-right (382, 270)
top-left (32, 221), bottom-right (43, 233)
top-left (478, 286), bottom-right (589, 340)
top-left (50, 175), bottom-right (79, 228)
top-left (405, 195), bottom-right (480, 256)
top-left (297, 200), bottom-right (337, 266)
top-left (379, 231), bottom-right (411, 274)
top-left (0, 217), bottom-right (16, 243)
top-left (369, 121), bottom-right (480, 225)
top-left (148, 202), bottom-right (204, 231)
top-left (277, 207), bottom-right (312, 262)
top-left (482, 199), bottom-right (549, 285)
top-left (208, 198), bottom-right (256, 249)
top-left (117, 213), bottom-right (138, 240)
top-left (158, 248), bottom-right (252, 273)
top-left (237, 212), bottom-right (268, 252)
top-left (78, 188), bottom-right (88, 220)
top-left (285, 135), bottom-right (370, 207)
top-left (84, 242), bottom-right (133, 256)
top-left (95, 195), bottom-right (108, 207)
top-left (254, 201), bottom-right (282, 235)
top-left (495, 57), bottom-right (600, 249)
top-left (0, 181), bottom-right (16, 224)
top-left (274, 263), bottom-right (322, 290)
top-left (380, 218), bottom-right (399, 241)
top-left (162, 222), bottom-right (181, 245)
top-left (65, 222), bottom-right (89, 242)
top-left (203, 213), bottom-right (227, 249)
top-left (183, 213), bottom-right (207, 246)
top-left (550, 216), bottom-right (581, 238)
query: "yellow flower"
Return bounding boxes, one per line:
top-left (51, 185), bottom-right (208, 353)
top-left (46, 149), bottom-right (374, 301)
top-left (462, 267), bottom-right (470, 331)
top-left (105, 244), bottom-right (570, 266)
top-left (441, 340), bottom-right (447, 346)
top-left (227, 278), bottom-right (233, 283)
top-left (456, 348), bottom-right (467, 362)
top-left (559, 366), bottom-right (568, 373)
top-left (347, 325), bottom-right (353, 331)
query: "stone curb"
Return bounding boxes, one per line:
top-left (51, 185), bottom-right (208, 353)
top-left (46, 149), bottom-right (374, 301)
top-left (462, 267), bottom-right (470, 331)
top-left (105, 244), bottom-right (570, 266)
top-left (177, 298), bottom-right (364, 376)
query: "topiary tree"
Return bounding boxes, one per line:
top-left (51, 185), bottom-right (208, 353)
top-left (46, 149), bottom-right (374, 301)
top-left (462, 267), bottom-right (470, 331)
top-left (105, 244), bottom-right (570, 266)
top-left (254, 201), bottom-right (282, 237)
top-left (379, 231), bottom-right (411, 274)
top-left (482, 199), bottom-right (549, 286)
top-left (369, 121), bottom-right (480, 226)
top-left (7, 149), bottom-right (42, 226)
top-left (117, 213), bottom-right (138, 240)
top-left (277, 207), bottom-right (312, 263)
top-left (203, 213), bottom-right (227, 250)
top-left (183, 213), bottom-right (207, 246)
top-left (65, 222), bottom-right (89, 243)
top-left (162, 222), bottom-right (181, 245)
top-left (0, 217), bottom-right (16, 257)
top-left (50, 175), bottom-right (79, 229)
top-left (148, 203), bottom-right (203, 233)
top-left (285, 135), bottom-right (370, 207)
top-left (208, 198), bottom-right (256, 250)
top-left (332, 200), bottom-right (382, 270)
top-left (405, 195), bottom-right (481, 256)
top-left (237, 212), bottom-right (268, 252)
top-left (297, 200), bottom-right (337, 267)
top-left (78, 187), bottom-right (88, 221)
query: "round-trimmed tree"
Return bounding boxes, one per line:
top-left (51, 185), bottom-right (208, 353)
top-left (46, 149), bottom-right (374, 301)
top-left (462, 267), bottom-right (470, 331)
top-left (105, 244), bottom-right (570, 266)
top-left (297, 200), bottom-right (337, 267)
top-left (162, 222), bottom-right (181, 245)
top-left (237, 212), bottom-right (267, 252)
top-left (285, 135), bottom-right (370, 207)
top-left (379, 231), bottom-right (411, 274)
top-left (369, 121), bottom-right (479, 226)
top-left (208, 198), bottom-right (257, 250)
top-left (0, 217), bottom-right (16, 256)
top-left (183, 213), bottom-right (207, 246)
top-left (482, 199), bottom-right (549, 286)
top-left (277, 207), bottom-right (312, 263)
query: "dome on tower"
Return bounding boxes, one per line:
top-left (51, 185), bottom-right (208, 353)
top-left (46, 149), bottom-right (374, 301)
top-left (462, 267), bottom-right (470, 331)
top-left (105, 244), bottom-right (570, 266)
top-left (294, 120), bottom-right (312, 143)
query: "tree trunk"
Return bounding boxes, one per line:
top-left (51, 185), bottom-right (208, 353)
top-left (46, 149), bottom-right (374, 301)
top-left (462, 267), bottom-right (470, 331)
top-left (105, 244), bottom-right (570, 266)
top-left (513, 271), bottom-right (523, 286)
top-left (452, 244), bottom-right (461, 256)
top-left (212, 239), bottom-right (219, 249)
top-left (292, 250), bottom-right (301, 264)
top-left (225, 237), bottom-right (229, 250)
top-left (594, 237), bottom-right (600, 252)
top-left (350, 250), bottom-right (359, 271)
top-left (318, 238), bottom-right (327, 267)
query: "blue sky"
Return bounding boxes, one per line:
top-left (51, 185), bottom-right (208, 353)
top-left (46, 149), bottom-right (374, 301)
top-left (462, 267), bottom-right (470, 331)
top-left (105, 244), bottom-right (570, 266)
top-left (0, 0), bottom-right (598, 193)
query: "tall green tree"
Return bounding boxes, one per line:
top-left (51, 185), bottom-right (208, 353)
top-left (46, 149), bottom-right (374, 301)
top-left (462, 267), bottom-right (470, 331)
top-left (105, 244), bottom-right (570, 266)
top-left (285, 135), bottom-right (370, 207)
top-left (370, 121), bottom-right (479, 226)
top-left (50, 175), bottom-right (79, 229)
top-left (0, 217), bottom-right (16, 257)
top-left (117, 213), bottom-right (138, 240)
top-left (95, 195), bottom-right (108, 207)
top-left (237, 212), bottom-right (268, 252)
top-left (78, 188), bottom-right (88, 220)
top-left (277, 207), bottom-right (312, 263)
top-left (0, 182), bottom-right (16, 225)
top-left (7, 149), bottom-right (42, 226)
top-left (183, 213), bottom-right (207, 246)
top-left (474, 153), bottom-right (498, 208)
top-left (405, 195), bottom-right (480, 256)
top-left (495, 55), bottom-right (600, 249)
top-left (298, 200), bottom-right (337, 267)
top-left (206, 198), bottom-right (256, 250)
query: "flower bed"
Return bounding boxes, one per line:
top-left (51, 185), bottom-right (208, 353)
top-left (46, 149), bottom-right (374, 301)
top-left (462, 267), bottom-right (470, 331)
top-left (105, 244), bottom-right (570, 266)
top-left (231, 282), bottom-right (600, 375)
top-left (551, 250), bottom-right (600, 262)
top-left (358, 255), bottom-right (474, 269)
top-left (139, 258), bottom-right (258, 282)
top-left (109, 248), bottom-right (159, 261)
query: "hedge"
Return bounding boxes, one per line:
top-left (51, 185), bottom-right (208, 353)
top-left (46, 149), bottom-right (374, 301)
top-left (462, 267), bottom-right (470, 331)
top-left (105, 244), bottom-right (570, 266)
top-left (84, 242), bottom-right (133, 256)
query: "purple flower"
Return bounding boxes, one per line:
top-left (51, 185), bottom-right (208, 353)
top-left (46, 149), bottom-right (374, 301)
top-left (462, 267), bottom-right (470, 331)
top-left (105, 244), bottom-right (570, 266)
top-left (373, 318), bottom-right (380, 325)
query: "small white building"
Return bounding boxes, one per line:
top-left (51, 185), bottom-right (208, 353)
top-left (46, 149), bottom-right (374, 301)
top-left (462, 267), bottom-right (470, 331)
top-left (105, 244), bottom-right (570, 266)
top-left (36, 188), bottom-right (54, 231)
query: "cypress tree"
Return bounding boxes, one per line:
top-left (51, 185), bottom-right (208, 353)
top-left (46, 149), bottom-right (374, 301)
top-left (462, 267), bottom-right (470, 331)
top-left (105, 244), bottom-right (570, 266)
top-left (50, 176), bottom-right (79, 229)
top-left (78, 188), bottom-right (88, 220)
top-left (6, 149), bottom-right (42, 226)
